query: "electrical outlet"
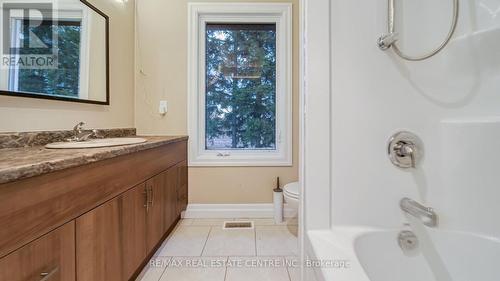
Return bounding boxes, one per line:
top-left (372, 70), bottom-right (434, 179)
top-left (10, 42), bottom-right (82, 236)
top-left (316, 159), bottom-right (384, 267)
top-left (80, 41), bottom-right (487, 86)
top-left (159, 100), bottom-right (168, 115)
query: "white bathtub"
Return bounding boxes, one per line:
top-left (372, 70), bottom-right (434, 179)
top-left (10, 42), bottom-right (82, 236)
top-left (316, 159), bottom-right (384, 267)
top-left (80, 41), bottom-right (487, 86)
top-left (306, 227), bottom-right (500, 281)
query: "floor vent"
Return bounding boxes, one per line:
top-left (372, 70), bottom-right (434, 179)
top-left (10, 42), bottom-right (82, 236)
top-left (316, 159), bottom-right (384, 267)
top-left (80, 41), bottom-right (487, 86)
top-left (223, 221), bottom-right (254, 229)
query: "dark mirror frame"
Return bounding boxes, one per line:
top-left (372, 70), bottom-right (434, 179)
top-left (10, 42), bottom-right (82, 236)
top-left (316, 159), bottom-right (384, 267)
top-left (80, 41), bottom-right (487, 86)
top-left (0, 0), bottom-right (110, 105)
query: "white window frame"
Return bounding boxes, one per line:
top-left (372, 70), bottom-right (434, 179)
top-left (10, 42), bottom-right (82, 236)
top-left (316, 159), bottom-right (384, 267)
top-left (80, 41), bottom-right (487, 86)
top-left (188, 3), bottom-right (292, 167)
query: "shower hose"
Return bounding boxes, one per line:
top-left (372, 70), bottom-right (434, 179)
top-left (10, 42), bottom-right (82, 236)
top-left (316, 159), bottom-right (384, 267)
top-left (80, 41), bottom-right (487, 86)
top-left (380, 0), bottom-right (459, 61)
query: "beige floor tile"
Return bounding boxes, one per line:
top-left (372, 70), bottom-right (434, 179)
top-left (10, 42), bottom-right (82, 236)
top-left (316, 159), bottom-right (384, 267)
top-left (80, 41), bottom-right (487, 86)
top-left (135, 257), bottom-right (171, 281)
top-left (191, 219), bottom-right (230, 226)
top-left (177, 219), bottom-right (194, 226)
top-left (250, 218), bottom-right (278, 226)
top-left (159, 257), bottom-right (227, 281)
top-left (226, 257), bottom-right (290, 281)
top-left (287, 266), bottom-right (300, 281)
top-left (286, 256), bottom-right (300, 281)
top-left (304, 265), bottom-right (320, 281)
top-left (202, 227), bottom-right (256, 256)
top-left (157, 226), bottom-right (211, 256)
top-left (285, 217), bottom-right (299, 226)
top-left (249, 217), bottom-right (299, 226)
top-left (256, 226), bottom-right (298, 256)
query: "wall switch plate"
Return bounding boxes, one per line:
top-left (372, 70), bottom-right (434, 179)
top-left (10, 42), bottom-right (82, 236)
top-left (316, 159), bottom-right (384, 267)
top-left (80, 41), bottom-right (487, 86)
top-left (159, 100), bottom-right (168, 115)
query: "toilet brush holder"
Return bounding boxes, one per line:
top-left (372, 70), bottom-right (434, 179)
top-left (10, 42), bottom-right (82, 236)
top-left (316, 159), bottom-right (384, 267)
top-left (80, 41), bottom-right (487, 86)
top-left (273, 179), bottom-right (284, 224)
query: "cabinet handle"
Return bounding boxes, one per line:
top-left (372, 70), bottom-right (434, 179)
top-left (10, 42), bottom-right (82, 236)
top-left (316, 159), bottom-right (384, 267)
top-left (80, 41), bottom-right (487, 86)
top-left (143, 187), bottom-right (150, 212)
top-left (149, 186), bottom-right (154, 207)
top-left (40, 267), bottom-right (58, 281)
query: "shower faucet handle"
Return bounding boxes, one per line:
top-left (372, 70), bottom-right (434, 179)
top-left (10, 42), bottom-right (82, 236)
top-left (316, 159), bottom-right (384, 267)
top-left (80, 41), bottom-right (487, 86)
top-left (394, 141), bottom-right (416, 168)
top-left (388, 131), bottom-right (423, 169)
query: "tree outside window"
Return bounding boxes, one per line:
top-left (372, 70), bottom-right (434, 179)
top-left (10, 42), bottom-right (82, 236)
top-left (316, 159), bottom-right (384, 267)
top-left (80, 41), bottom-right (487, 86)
top-left (205, 24), bottom-right (277, 150)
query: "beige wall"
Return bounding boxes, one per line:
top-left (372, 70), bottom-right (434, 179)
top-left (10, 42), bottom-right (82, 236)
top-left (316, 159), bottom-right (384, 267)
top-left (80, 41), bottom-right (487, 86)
top-left (0, 0), bottom-right (135, 132)
top-left (135, 0), bottom-right (299, 204)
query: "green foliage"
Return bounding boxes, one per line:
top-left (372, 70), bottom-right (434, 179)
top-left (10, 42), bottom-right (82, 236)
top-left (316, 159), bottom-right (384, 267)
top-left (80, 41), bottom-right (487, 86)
top-left (17, 21), bottom-right (81, 97)
top-left (205, 25), bottom-right (276, 150)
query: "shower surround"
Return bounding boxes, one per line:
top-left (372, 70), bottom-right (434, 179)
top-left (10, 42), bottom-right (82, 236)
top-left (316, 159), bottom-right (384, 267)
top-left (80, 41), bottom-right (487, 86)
top-left (303, 0), bottom-right (500, 280)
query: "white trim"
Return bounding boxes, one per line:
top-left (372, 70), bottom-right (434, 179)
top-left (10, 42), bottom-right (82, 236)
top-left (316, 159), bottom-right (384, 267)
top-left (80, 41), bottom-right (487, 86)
top-left (303, 0), bottom-right (332, 231)
top-left (188, 3), bottom-right (293, 167)
top-left (298, 0), bottom-right (306, 279)
top-left (182, 203), bottom-right (297, 219)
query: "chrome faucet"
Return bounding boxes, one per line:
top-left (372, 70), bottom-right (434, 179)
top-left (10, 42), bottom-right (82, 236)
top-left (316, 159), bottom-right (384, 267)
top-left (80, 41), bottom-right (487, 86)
top-left (69, 122), bottom-right (101, 142)
top-left (400, 198), bottom-right (438, 227)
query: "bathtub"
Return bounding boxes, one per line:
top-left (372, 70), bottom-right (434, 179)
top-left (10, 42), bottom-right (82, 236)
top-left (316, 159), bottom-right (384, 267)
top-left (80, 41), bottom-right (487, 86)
top-left (306, 227), bottom-right (500, 281)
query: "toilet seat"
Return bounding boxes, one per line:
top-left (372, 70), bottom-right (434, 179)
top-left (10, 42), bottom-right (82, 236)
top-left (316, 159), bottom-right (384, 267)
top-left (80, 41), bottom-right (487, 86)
top-left (283, 182), bottom-right (299, 198)
top-left (284, 192), bottom-right (299, 200)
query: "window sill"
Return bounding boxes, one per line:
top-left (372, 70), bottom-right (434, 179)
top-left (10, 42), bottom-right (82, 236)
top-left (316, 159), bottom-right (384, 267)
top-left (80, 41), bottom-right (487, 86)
top-left (189, 153), bottom-right (292, 167)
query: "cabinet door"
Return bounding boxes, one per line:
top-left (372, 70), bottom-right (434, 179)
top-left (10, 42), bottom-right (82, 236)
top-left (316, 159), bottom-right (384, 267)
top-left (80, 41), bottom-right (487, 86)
top-left (146, 173), bottom-right (165, 252)
top-left (121, 183), bottom-right (149, 278)
top-left (164, 167), bottom-right (178, 231)
top-left (0, 221), bottom-right (75, 281)
top-left (176, 161), bottom-right (188, 215)
top-left (76, 183), bottom-right (147, 281)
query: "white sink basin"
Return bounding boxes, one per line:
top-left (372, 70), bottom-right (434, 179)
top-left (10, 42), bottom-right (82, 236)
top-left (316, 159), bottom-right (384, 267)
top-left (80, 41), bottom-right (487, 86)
top-left (45, 137), bottom-right (147, 149)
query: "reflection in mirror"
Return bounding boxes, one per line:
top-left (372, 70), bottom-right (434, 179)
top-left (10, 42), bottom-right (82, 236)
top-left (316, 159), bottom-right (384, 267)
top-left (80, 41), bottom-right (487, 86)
top-left (0, 0), bottom-right (109, 104)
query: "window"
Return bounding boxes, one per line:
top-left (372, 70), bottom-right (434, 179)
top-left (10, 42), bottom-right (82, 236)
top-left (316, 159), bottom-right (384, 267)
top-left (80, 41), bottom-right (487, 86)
top-left (205, 23), bottom-right (277, 151)
top-left (188, 3), bottom-right (292, 166)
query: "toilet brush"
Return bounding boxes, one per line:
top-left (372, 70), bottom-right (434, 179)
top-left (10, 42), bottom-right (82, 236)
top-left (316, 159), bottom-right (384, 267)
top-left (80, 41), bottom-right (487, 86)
top-left (273, 177), bottom-right (284, 224)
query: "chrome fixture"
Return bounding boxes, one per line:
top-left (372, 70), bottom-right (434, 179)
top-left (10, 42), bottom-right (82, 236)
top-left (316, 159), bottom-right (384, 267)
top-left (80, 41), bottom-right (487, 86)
top-left (400, 197), bottom-right (438, 227)
top-left (388, 131), bottom-right (423, 168)
top-left (69, 122), bottom-right (102, 142)
top-left (378, 0), bottom-right (459, 61)
top-left (377, 32), bottom-right (398, 50)
top-left (398, 230), bottom-right (419, 252)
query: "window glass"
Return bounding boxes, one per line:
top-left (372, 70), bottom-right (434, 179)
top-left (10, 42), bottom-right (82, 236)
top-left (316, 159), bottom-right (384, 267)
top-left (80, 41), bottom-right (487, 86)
top-left (205, 23), bottom-right (277, 150)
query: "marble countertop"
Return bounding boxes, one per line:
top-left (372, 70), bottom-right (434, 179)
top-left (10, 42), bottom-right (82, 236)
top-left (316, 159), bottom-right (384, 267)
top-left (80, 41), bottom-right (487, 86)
top-left (0, 136), bottom-right (188, 184)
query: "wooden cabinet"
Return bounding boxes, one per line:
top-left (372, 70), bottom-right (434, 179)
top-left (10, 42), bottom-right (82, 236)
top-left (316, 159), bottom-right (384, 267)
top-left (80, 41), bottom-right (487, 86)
top-left (76, 183), bottom-right (149, 281)
top-left (76, 194), bottom-right (127, 281)
top-left (145, 173), bottom-right (165, 251)
top-left (120, 183), bottom-right (149, 278)
top-left (0, 139), bottom-right (187, 281)
top-left (164, 167), bottom-right (179, 231)
top-left (176, 161), bottom-right (188, 214)
top-left (76, 167), bottom-right (184, 281)
top-left (0, 221), bottom-right (75, 281)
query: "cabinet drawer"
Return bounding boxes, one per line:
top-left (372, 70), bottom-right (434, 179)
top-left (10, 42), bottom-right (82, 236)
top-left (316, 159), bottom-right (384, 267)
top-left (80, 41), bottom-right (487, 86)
top-left (0, 221), bottom-right (75, 281)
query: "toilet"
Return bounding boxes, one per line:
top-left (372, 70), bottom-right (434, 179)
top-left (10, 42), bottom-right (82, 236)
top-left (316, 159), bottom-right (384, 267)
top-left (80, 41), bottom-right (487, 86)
top-left (283, 181), bottom-right (300, 211)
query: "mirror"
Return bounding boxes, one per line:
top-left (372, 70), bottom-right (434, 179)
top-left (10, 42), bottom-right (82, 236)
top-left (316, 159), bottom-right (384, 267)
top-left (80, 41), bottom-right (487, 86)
top-left (0, 0), bottom-right (109, 104)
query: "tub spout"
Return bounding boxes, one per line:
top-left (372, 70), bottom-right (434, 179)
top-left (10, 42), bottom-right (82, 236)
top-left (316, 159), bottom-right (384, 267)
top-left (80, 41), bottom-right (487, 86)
top-left (400, 198), bottom-right (438, 227)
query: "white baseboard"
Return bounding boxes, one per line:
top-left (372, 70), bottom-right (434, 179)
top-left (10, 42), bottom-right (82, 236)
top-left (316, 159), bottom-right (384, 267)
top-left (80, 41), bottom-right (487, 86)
top-left (182, 203), bottom-right (297, 219)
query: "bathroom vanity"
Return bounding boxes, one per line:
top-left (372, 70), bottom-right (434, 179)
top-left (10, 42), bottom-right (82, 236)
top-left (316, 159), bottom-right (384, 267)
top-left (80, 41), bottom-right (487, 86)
top-left (0, 131), bottom-right (188, 281)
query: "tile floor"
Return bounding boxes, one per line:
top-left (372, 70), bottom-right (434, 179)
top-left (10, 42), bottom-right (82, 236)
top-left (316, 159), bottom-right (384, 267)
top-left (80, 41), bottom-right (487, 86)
top-left (136, 218), bottom-right (299, 281)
